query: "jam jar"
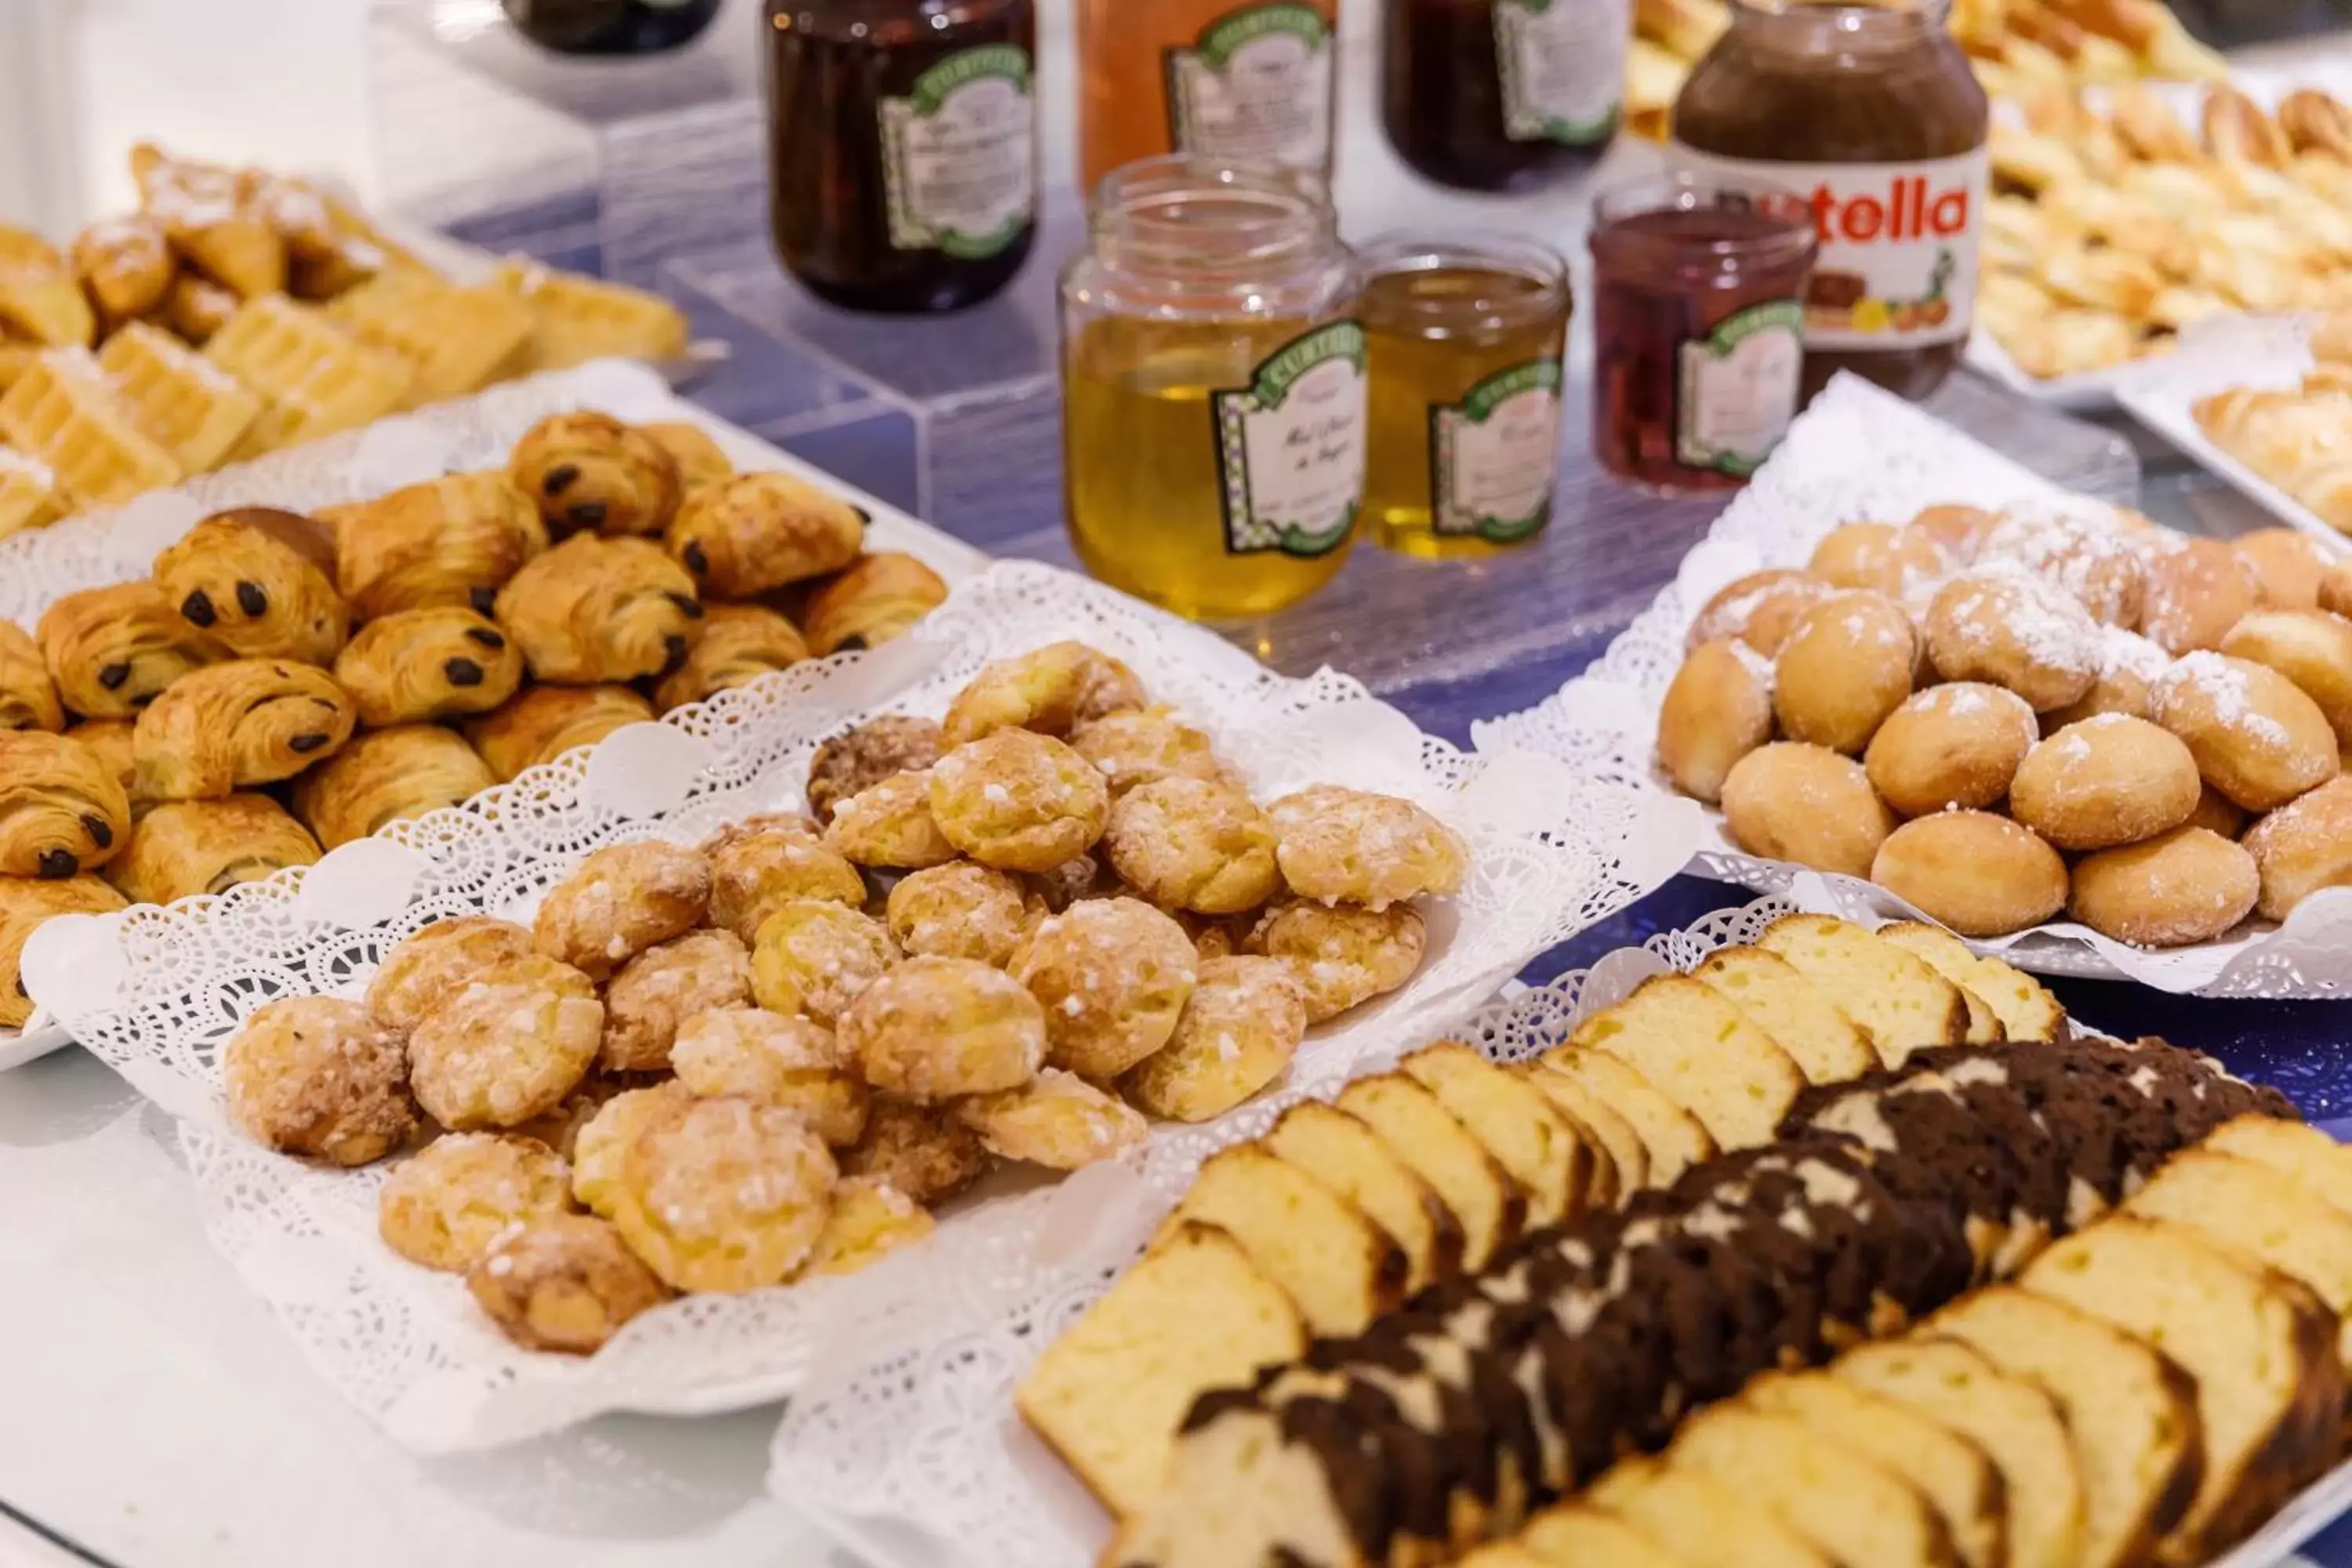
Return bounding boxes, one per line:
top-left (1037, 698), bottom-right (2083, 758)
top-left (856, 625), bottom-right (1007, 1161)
top-left (1672, 0), bottom-right (1987, 404)
top-left (505, 0), bottom-right (721, 53)
top-left (768, 0), bottom-right (1039, 314)
top-left (1380, 0), bottom-right (1628, 193)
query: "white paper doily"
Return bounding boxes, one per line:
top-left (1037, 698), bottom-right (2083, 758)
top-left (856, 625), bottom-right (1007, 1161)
top-left (25, 561), bottom-right (1698, 1453)
top-left (0, 358), bottom-right (989, 1065)
top-left (1474, 372), bottom-right (2352, 999)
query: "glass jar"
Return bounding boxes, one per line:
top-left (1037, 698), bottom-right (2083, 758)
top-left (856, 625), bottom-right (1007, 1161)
top-left (1590, 172), bottom-right (1817, 492)
top-left (1075, 0), bottom-right (1340, 194)
top-left (1359, 234), bottom-right (1572, 557)
top-left (1672, 0), bottom-right (1987, 404)
top-left (504, 0), bottom-right (722, 53)
top-left (768, 0), bottom-right (1039, 314)
top-left (1062, 158), bottom-right (1364, 621)
top-left (1380, 0), bottom-right (1628, 193)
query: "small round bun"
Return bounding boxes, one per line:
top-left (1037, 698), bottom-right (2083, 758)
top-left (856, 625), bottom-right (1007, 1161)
top-left (407, 954), bottom-right (602, 1130)
top-left (609, 1096), bottom-right (838, 1293)
top-left (1684, 570), bottom-right (1836, 655)
top-left (2140, 537), bottom-right (2259, 655)
top-left (2185, 783), bottom-right (2249, 839)
top-left (1719, 742), bottom-right (1896, 878)
top-left (2220, 609), bottom-right (2352, 749)
top-left (1011, 897), bottom-right (1198, 1079)
top-left (365, 915), bottom-right (533, 1034)
top-left (2007, 714), bottom-right (2201, 851)
top-left (670, 1007), bottom-right (867, 1146)
top-left (1120, 956), bottom-right (1308, 1123)
top-left (1657, 641), bottom-right (1774, 803)
top-left (1105, 776), bottom-right (1283, 913)
top-left (2151, 652), bottom-right (2340, 811)
top-left (1773, 592), bottom-right (1916, 753)
top-left (1925, 570), bottom-right (2100, 712)
top-left (1978, 503), bottom-right (2145, 627)
top-left (1807, 521), bottom-right (1951, 598)
top-left (468, 1214), bottom-right (667, 1353)
top-left (838, 955), bottom-right (1047, 1102)
top-left (929, 729), bottom-right (1110, 873)
top-left (1266, 785), bottom-right (1464, 912)
top-left (952, 1069), bottom-right (1149, 1170)
top-left (1871, 811), bottom-right (2067, 937)
top-left (2323, 561), bottom-right (2352, 619)
top-left (531, 840), bottom-right (710, 982)
top-left (1244, 899), bottom-right (1425, 1022)
top-left (2234, 528), bottom-right (2332, 609)
top-left (749, 898), bottom-right (896, 1024)
top-left (939, 641), bottom-right (1145, 746)
top-left (2243, 776), bottom-right (2352, 921)
top-left (824, 769), bottom-right (959, 869)
top-left (1907, 504), bottom-right (1997, 564)
top-left (1863, 682), bottom-right (2036, 817)
top-left (2042, 626), bottom-right (2171, 728)
top-left (378, 1132), bottom-right (572, 1272)
top-left (885, 861), bottom-right (1032, 965)
top-left (2068, 826), bottom-right (2260, 947)
top-left (223, 996), bottom-right (415, 1167)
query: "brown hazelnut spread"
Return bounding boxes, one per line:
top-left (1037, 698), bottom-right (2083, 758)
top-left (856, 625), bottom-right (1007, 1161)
top-left (1672, 0), bottom-right (1988, 404)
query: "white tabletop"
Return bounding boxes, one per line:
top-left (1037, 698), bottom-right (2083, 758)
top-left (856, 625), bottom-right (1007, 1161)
top-left (0, 1050), bottom-right (856, 1568)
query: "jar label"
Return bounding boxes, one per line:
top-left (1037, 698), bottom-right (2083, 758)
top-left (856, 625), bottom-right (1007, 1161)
top-left (1671, 144), bottom-right (1988, 351)
top-left (1166, 3), bottom-right (1335, 173)
top-left (1431, 358), bottom-right (1564, 541)
top-left (1213, 321), bottom-right (1368, 557)
top-left (1674, 299), bottom-right (1805, 477)
top-left (1493, 0), bottom-right (1627, 146)
top-left (880, 44), bottom-right (1037, 260)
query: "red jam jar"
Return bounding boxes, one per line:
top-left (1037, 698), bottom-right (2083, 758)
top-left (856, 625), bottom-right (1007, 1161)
top-left (1589, 172), bottom-right (1817, 494)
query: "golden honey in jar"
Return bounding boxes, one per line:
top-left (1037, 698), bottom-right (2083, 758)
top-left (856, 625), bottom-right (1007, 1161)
top-left (1062, 158), bottom-right (1364, 621)
top-left (1359, 235), bottom-right (1571, 558)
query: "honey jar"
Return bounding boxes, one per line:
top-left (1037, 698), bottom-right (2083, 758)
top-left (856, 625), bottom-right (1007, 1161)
top-left (1062, 158), bottom-right (1363, 621)
top-left (1359, 234), bottom-right (1572, 557)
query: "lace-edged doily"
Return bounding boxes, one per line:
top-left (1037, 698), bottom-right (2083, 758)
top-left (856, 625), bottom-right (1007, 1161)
top-left (1475, 373), bottom-right (2352, 1000)
top-left (27, 562), bottom-right (1697, 1453)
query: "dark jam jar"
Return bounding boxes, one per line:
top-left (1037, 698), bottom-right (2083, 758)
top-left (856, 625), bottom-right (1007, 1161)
top-left (1591, 173), bottom-right (1817, 493)
top-left (1381, 0), bottom-right (1628, 192)
top-left (503, 0), bottom-right (722, 53)
top-left (1672, 0), bottom-right (1987, 404)
top-left (768, 0), bottom-right (1039, 314)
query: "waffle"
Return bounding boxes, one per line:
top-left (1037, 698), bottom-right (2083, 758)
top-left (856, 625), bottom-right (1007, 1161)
top-left (328, 268), bottom-right (533, 405)
top-left (204, 296), bottom-right (412, 458)
top-left (97, 321), bottom-right (262, 471)
top-left (0, 347), bottom-right (182, 506)
top-left (0, 446), bottom-right (65, 539)
top-left (495, 260), bottom-right (690, 372)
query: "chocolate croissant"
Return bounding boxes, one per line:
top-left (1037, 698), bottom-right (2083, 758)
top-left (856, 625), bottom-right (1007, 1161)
top-left (332, 471), bottom-right (548, 622)
top-left (0, 622), bottom-right (64, 732)
top-left (153, 509), bottom-right (349, 664)
top-left (132, 659), bottom-right (356, 800)
top-left (64, 720), bottom-right (139, 810)
top-left (666, 473), bottom-right (865, 599)
top-left (802, 552), bottom-right (949, 657)
top-left (493, 534), bottom-right (702, 684)
top-left (643, 421), bottom-right (734, 491)
top-left (290, 725), bottom-right (499, 849)
top-left (508, 412), bottom-right (682, 539)
top-left (0, 730), bottom-right (132, 878)
top-left (333, 608), bottom-right (524, 727)
top-left (463, 684), bottom-right (653, 782)
top-left (653, 604), bottom-right (809, 712)
top-left (106, 794), bottom-right (321, 906)
top-left (0, 875), bottom-right (128, 1026)
top-left (37, 580), bottom-right (223, 719)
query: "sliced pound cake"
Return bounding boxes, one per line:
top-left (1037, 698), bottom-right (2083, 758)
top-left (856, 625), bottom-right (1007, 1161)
top-left (1519, 1065), bottom-right (1650, 1197)
top-left (1495, 1503), bottom-right (1691, 1568)
top-left (1404, 1044), bottom-right (1599, 1226)
top-left (1167, 1145), bottom-right (1405, 1336)
top-left (1587, 1457), bottom-right (1837, 1568)
top-left (2206, 1116), bottom-right (2352, 1218)
top-left (1537, 1047), bottom-right (1716, 1183)
top-left (1690, 946), bottom-right (1879, 1084)
top-left (1876, 921), bottom-right (2067, 1043)
top-left (1757, 914), bottom-right (1969, 1065)
top-left (1664, 1403), bottom-right (1963, 1568)
top-left (2020, 1217), bottom-right (2344, 1559)
top-left (1262, 1102), bottom-right (1465, 1293)
top-left (1337, 1073), bottom-right (1526, 1270)
top-left (1836, 1336), bottom-right (2088, 1568)
top-left (1564, 975), bottom-right (1806, 1150)
top-left (1014, 1221), bottom-right (1306, 1518)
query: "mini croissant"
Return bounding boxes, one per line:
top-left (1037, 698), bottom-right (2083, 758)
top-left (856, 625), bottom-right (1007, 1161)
top-left (333, 471), bottom-right (549, 622)
top-left (132, 658), bottom-right (355, 799)
top-left (105, 794), bottom-right (321, 906)
top-left (37, 580), bottom-right (222, 720)
top-left (666, 473), bottom-right (865, 599)
top-left (0, 729), bottom-right (132, 879)
top-left (494, 534), bottom-right (703, 684)
top-left (153, 509), bottom-right (349, 665)
top-left (291, 725), bottom-right (499, 849)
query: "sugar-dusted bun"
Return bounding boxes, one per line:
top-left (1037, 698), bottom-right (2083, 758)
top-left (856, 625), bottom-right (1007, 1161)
top-left (1685, 569), bottom-right (1837, 655)
top-left (1907, 503), bottom-right (1997, 566)
top-left (2243, 776), bottom-right (2352, 920)
top-left (2234, 528), bottom-right (2333, 609)
top-left (1977, 500), bottom-right (2147, 627)
top-left (1773, 592), bottom-right (1916, 753)
top-left (1807, 521), bottom-right (1951, 599)
top-left (2220, 608), bottom-right (2352, 749)
top-left (1657, 640), bottom-right (1775, 804)
top-left (2009, 713), bottom-right (2202, 851)
top-left (2069, 826), bottom-right (2261, 946)
top-left (1720, 742), bottom-right (1897, 878)
top-left (2140, 536), bottom-right (2260, 655)
top-left (1926, 568), bottom-right (2101, 712)
top-left (2042, 625), bottom-right (2171, 728)
top-left (1871, 811), bottom-right (2069, 936)
top-left (1864, 682), bottom-right (2037, 817)
top-left (2151, 652), bottom-right (2340, 811)
top-left (2186, 782), bottom-right (2249, 838)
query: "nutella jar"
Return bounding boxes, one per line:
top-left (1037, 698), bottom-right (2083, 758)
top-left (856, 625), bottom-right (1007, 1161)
top-left (1671, 0), bottom-right (1987, 404)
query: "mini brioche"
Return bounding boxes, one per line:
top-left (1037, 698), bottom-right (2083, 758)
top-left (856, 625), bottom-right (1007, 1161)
top-left (2151, 652), bottom-right (2339, 812)
top-left (1864, 682), bottom-right (2038, 817)
top-left (2008, 713), bottom-right (2201, 851)
top-left (1871, 811), bottom-right (2068, 938)
top-left (1925, 570), bottom-right (2100, 712)
top-left (2141, 537), bottom-right (2260, 656)
top-left (2234, 528), bottom-right (2332, 609)
top-left (1686, 568), bottom-right (1836, 655)
top-left (2243, 775), bottom-right (2352, 920)
top-left (1773, 592), bottom-right (1918, 753)
top-left (2221, 608), bottom-right (2352, 748)
top-left (2068, 826), bottom-right (2261, 948)
top-left (1720, 742), bottom-right (1896, 879)
top-left (1809, 521), bottom-right (1951, 598)
top-left (1657, 638), bottom-right (1773, 803)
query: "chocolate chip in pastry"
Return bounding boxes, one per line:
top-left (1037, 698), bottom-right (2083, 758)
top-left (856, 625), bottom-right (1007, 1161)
top-left (104, 793), bottom-right (321, 906)
top-left (462, 683), bottom-right (653, 782)
top-left (332, 471), bottom-right (549, 622)
top-left (641, 421), bottom-right (734, 491)
top-left (0, 874), bottom-right (127, 1026)
top-left (152, 508), bottom-right (349, 664)
top-left (493, 533), bottom-right (702, 684)
top-left (290, 724), bottom-right (499, 849)
top-left (0, 729), bottom-right (132, 879)
top-left (666, 472), bottom-right (865, 600)
top-left (507, 412), bottom-right (682, 539)
top-left (0, 621), bottom-right (65, 732)
top-left (652, 603), bottom-right (808, 713)
top-left (333, 607), bottom-right (524, 727)
top-left (37, 580), bottom-right (222, 720)
top-left (802, 551), bottom-right (949, 658)
top-left (132, 658), bottom-right (355, 800)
